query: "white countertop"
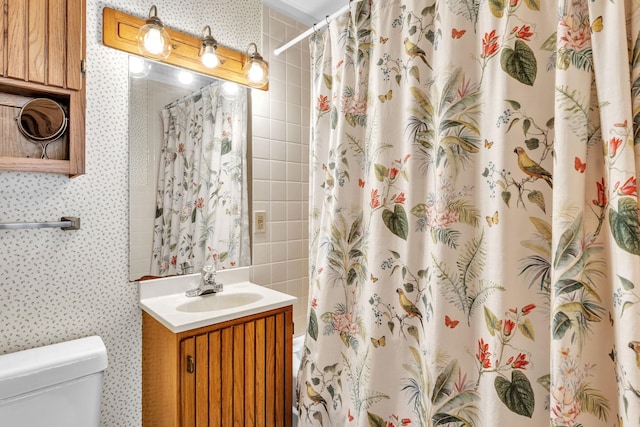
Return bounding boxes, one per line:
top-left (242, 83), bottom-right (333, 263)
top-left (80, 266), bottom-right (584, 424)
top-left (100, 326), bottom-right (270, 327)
top-left (138, 267), bottom-right (297, 333)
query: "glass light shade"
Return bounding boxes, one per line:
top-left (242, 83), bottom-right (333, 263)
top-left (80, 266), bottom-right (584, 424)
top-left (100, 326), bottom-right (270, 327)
top-left (200, 45), bottom-right (219, 68)
top-left (136, 7), bottom-right (171, 60)
top-left (245, 58), bottom-right (268, 87)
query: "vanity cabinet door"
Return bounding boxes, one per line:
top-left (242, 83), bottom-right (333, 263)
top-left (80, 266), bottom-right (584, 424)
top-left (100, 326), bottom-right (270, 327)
top-left (177, 308), bottom-right (293, 427)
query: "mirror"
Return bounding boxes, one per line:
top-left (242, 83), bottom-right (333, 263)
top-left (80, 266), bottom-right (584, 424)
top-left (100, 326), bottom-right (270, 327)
top-left (17, 98), bottom-right (68, 159)
top-left (129, 57), bottom-right (251, 281)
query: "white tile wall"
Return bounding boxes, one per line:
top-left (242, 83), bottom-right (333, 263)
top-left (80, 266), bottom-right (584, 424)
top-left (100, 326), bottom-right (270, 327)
top-left (251, 6), bottom-right (310, 336)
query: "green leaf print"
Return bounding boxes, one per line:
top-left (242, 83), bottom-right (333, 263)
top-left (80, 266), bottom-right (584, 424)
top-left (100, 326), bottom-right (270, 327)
top-left (501, 40), bottom-right (537, 86)
top-left (552, 311), bottom-right (572, 339)
top-left (367, 412), bottom-right (386, 427)
top-left (431, 360), bottom-right (458, 405)
top-left (609, 198), bottom-right (640, 255)
top-left (553, 212), bottom-right (582, 268)
top-left (523, 0), bottom-right (540, 11)
top-left (518, 318), bottom-right (535, 340)
top-left (221, 138), bottom-right (231, 155)
top-left (494, 370), bottom-right (535, 417)
top-left (308, 307), bottom-right (319, 340)
top-left (484, 306), bottom-right (501, 336)
top-left (488, 0), bottom-right (507, 18)
top-left (374, 163), bottom-right (389, 182)
top-left (527, 190), bottom-right (546, 213)
top-left (619, 275), bottom-right (635, 290)
top-left (382, 204), bottom-right (409, 240)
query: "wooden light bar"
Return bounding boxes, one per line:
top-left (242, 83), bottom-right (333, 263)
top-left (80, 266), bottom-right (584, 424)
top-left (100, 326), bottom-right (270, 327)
top-left (102, 7), bottom-right (268, 90)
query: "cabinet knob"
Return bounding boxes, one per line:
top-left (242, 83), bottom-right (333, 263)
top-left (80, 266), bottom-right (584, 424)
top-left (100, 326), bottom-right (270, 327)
top-left (186, 355), bottom-right (195, 374)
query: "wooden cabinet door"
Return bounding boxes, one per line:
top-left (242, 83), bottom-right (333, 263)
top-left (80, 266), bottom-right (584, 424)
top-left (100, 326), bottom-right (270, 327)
top-left (181, 334), bottom-right (210, 427)
top-left (178, 309), bottom-right (293, 427)
top-left (5, 0), bottom-right (84, 89)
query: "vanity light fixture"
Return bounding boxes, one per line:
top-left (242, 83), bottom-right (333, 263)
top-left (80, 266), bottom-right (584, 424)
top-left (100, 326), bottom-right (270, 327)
top-left (136, 5), bottom-right (171, 59)
top-left (199, 26), bottom-right (220, 68)
top-left (244, 43), bottom-right (269, 88)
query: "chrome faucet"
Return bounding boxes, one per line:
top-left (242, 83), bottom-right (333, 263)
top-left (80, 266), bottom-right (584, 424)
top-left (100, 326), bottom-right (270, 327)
top-left (179, 260), bottom-right (194, 275)
top-left (185, 265), bottom-right (223, 297)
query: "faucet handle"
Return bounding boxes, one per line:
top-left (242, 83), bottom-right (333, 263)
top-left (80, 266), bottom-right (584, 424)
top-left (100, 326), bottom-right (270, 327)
top-left (201, 264), bottom-right (216, 284)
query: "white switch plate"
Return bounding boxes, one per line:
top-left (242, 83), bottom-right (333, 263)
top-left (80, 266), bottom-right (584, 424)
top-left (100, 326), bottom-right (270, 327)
top-left (254, 210), bottom-right (266, 234)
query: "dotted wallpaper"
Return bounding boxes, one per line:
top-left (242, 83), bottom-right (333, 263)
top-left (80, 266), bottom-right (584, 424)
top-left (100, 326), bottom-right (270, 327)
top-left (0, 1), bottom-right (261, 425)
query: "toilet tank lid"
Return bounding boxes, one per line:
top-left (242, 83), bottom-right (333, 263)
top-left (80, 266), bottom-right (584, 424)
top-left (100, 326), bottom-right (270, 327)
top-left (0, 336), bottom-right (108, 400)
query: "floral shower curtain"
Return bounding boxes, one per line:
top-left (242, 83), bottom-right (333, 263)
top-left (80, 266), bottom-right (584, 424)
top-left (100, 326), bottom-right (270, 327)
top-left (300, 0), bottom-right (640, 425)
top-left (151, 83), bottom-right (249, 275)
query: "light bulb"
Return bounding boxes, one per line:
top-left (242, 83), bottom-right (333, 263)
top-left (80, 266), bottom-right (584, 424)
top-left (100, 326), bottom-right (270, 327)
top-left (143, 28), bottom-right (165, 55)
top-left (247, 62), bottom-right (264, 83)
top-left (244, 43), bottom-right (268, 87)
top-left (136, 6), bottom-right (171, 60)
top-left (201, 46), bottom-right (219, 68)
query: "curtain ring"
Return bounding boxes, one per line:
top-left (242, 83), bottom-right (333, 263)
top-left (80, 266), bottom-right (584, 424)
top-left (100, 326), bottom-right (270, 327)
top-left (325, 15), bottom-right (330, 26)
top-left (313, 23), bottom-right (319, 33)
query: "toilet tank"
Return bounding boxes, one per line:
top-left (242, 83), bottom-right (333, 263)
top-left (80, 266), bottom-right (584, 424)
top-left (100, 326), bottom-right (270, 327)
top-left (0, 336), bottom-right (108, 427)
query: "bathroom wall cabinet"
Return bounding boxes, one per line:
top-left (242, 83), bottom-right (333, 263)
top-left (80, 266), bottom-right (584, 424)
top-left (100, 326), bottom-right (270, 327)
top-left (0, 0), bottom-right (86, 177)
top-left (142, 306), bottom-right (293, 427)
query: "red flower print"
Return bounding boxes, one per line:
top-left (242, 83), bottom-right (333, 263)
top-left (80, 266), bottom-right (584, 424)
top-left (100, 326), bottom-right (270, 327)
top-left (170, 256), bottom-right (177, 265)
top-left (503, 319), bottom-right (515, 336)
top-left (311, 297), bottom-right (318, 308)
top-left (401, 419), bottom-right (412, 426)
top-left (509, 0), bottom-right (519, 6)
top-left (389, 168), bottom-right (399, 180)
top-left (592, 177), bottom-right (607, 207)
top-left (476, 338), bottom-right (492, 368)
top-left (317, 94), bottom-right (330, 112)
top-left (392, 192), bottom-right (406, 204)
top-left (609, 137), bottom-right (623, 157)
top-left (521, 304), bottom-right (536, 315)
top-left (195, 197), bottom-right (205, 208)
top-left (515, 25), bottom-right (534, 41)
top-left (481, 30), bottom-right (500, 58)
top-left (619, 176), bottom-right (637, 197)
top-left (178, 143), bottom-right (185, 153)
top-left (509, 352), bottom-right (529, 369)
top-left (370, 189), bottom-right (381, 209)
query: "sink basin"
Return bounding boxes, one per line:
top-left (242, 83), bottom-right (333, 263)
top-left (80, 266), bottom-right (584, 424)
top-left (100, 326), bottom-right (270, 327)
top-left (138, 268), bottom-right (297, 332)
top-left (176, 292), bottom-right (263, 313)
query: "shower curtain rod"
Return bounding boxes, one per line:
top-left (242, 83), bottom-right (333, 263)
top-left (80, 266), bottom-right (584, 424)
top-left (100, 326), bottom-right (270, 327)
top-left (273, 0), bottom-right (363, 56)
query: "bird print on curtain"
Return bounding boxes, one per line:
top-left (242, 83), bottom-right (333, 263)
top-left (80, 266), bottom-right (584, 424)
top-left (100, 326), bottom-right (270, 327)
top-left (298, 0), bottom-right (640, 426)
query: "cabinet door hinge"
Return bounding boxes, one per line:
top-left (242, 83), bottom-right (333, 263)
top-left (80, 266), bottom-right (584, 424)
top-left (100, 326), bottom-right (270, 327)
top-left (81, 59), bottom-right (86, 74)
top-left (186, 355), bottom-right (195, 374)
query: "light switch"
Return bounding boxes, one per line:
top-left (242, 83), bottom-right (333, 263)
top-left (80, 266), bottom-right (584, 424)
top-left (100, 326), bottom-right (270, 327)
top-left (254, 210), bottom-right (266, 234)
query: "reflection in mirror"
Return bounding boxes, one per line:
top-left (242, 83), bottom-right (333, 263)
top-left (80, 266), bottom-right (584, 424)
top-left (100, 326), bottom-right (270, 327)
top-left (17, 98), bottom-right (68, 159)
top-left (129, 57), bottom-right (250, 281)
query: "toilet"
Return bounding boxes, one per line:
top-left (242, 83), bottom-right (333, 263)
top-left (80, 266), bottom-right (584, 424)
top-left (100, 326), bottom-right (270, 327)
top-left (0, 336), bottom-right (108, 427)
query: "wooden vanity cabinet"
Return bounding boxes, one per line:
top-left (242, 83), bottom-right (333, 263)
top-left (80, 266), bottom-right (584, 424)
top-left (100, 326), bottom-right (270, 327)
top-left (142, 306), bottom-right (293, 427)
top-left (0, 0), bottom-right (86, 176)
